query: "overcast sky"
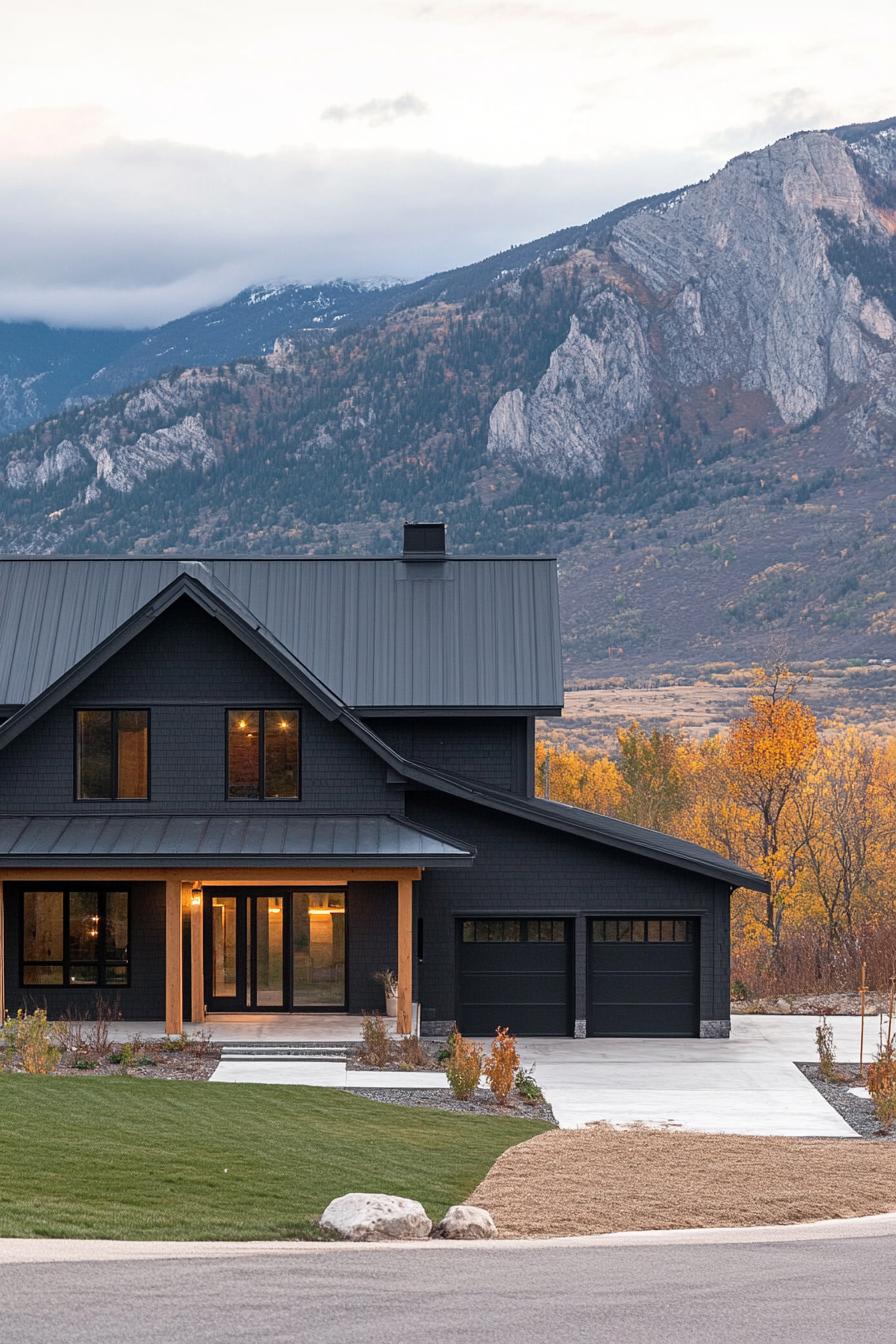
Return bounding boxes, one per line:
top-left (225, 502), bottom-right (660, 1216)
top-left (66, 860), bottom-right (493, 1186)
top-left (1, 0), bottom-right (893, 328)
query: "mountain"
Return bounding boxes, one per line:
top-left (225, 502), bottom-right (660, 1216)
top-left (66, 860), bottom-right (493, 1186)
top-left (0, 322), bottom-right (141, 438)
top-left (1, 117), bottom-right (896, 681)
top-left (0, 280), bottom-right (405, 437)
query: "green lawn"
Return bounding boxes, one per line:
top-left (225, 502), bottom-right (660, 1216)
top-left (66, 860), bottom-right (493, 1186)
top-left (0, 1076), bottom-right (548, 1240)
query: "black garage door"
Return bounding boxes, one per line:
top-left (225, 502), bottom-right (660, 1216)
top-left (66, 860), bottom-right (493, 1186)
top-left (457, 918), bottom-right (571, 1036)
top-left (588, 917), bottom-right (699, 1037)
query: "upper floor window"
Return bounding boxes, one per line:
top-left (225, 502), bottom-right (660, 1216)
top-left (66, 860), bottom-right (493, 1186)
top-left (76, 710), bottom-right (149, 800)
top-left (227, 709), bottom-right (300, 800)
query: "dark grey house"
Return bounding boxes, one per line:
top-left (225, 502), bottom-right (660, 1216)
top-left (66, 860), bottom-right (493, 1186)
top-left (0, 525), bottom-right (766, 1038)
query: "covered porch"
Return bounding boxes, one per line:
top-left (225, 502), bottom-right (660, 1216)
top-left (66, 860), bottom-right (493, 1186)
top-left (0, 812), bottom-right (475, 1036)
top-left (0, 866), bottom-right (421, 1035)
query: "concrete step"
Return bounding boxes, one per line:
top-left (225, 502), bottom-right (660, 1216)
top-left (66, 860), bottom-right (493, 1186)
top-left (218, 1042), bottom-right (352, 1062)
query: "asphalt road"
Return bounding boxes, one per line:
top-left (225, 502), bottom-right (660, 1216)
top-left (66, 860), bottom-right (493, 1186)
top-left (0, 1236), bottom-right (892, 1344)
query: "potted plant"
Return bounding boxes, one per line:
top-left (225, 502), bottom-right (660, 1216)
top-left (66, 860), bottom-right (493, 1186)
top-left (374, 969), bottom-right (398, 1017)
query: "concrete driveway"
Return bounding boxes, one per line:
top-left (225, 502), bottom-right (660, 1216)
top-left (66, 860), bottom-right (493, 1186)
top-left (520, 1015), bottom-right (868, 1135)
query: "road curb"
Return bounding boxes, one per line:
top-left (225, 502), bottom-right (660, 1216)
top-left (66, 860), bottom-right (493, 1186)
top-left (1, 1211), bottom-right (895, 1262)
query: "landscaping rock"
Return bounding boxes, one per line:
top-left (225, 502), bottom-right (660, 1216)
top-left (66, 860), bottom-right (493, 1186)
top-left (319, 1192), bottom-right (432, 1241)
top-left (431, 1204), bottom-right (497, 1240)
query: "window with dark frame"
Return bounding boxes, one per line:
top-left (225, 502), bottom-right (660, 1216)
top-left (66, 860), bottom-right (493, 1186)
top-left (591, 918), bottom-right (693, 943)
top-left (21, 888), bottom-right (130, 987)
top-left (227, 709), bottom-right (300, 800)
top-left (76, 710), bottom-right (148, 800)
top-left (461, 919), bottom-right (566, 943)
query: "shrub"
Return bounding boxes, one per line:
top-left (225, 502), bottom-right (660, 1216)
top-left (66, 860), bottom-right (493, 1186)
top-left (437, 1024), bottom-right (459, 1065)
top-left (118, 1042), bottom-right (136, 1073)
top-left (867, 1046), bottom-right (896, 1133)
top-left (3, 1010), bottom-right (62, 1075)
top-left (160, 1032), bottom-right (189, 1053)
top-left (815, 1018), bottom-right (839, 1081)
top-left (52, 996), bottom-right (119, 1062)
top-left (514, 1066), bottom-right (544, 1104)
top-left (358, 1013), bottom-right (393, 1068)
top-left (445, 1032), bottom-right (482, 1101)
top-left (483, 1027), bottom-right (520, 1105)
top-left (395, 1034), bottom-right (428, 1071)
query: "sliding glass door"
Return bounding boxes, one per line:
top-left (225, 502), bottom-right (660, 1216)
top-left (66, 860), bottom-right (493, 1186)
top-left (205, 889), bottom-right (346, 1011)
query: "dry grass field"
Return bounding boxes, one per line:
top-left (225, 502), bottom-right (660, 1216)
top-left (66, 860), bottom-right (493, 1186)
top-left (542, 663), bottom-right (896, 752)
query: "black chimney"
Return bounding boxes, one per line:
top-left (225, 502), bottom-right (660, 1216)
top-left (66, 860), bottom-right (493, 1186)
top-left (402, 522), bottom-right (447, 560)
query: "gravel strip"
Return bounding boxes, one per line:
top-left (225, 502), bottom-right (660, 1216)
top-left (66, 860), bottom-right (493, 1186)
top-left (346, 1086), bottom-right (556, 1124)
top-left (797, 1063), bottom-right (894, 1140)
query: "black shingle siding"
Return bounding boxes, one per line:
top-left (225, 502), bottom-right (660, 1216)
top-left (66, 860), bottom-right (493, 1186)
top-left (407, 791), bottom-right (730, 1030)
top-left (0, 600), bottom-right (394, 816)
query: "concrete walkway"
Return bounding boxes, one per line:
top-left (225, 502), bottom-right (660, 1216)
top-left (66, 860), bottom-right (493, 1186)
top-left (208, 1015), bottom-right (878, 1136)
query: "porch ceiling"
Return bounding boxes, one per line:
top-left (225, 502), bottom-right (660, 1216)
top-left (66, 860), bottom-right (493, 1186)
top-left (0, 813), bottom-right (475, 867)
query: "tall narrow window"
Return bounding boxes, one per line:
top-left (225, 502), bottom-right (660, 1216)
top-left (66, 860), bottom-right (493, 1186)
top-left (76, 711), bottom-right (113, 799)
top-left (227, 711), bottom-right (260, 799)
top-left (76, 710), bottom-right (148, 800)
top-left (116, 710), bottom-right (149, 799)
top-left (22, 891), bottom-right (64, 985)
top-left (228, 709), bottom-right (300, 800)
top-left (264, 710), bottom-right (299, 798)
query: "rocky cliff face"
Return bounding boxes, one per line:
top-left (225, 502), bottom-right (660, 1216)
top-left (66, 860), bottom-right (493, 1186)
top-left (1, 118), bottom-right (895, 674)
top-left (485, 124), bottom-right (896, 476)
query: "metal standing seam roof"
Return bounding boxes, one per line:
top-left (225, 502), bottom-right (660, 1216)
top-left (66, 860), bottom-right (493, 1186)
top-left (0, 814), bottom-right (475, 867)
top-left (0, 556), bottom-right (564, 712)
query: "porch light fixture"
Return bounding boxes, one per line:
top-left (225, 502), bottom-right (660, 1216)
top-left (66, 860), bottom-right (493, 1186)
top-left (191, 882), bottom-right (202, 906)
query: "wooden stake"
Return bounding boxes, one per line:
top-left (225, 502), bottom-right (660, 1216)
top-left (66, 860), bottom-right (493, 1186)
top-left (859, 960), bottom-right (867, 1080)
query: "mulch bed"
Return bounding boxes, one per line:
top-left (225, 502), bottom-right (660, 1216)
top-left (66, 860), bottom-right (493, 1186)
top-left (347, 1043), bottom-right (445, 1071)
top-left (798, 1062), bottom-right (895, 1140)
top-left (469, 1123), bottom-right (896, 1238)
top-left (5, 1041), bottom-right (221, 1082)
top-left (346, 1085), bottom-right (556, 1124)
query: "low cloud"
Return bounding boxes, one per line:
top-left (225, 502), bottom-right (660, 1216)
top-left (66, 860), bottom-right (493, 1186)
top-left (705, 89), bottom-right (838, 155)
top-left (0, 134), bottom-right (713, 328)
top-left (321, 93), bottom-right (429, 127)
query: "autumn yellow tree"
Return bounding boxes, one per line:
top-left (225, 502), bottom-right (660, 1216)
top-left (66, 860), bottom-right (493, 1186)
top-left (535, 741), bottom-right (624, 814)
top-left (718, 665), bottom-right (818, 948)
top-left (616, 721), bottom-right (694, 831)
top-left (793, 728), bottom-right (892, 948)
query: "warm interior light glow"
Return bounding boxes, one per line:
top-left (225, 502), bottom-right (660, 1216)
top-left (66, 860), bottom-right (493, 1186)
top-left (307, 907), bottom-right (336, 916)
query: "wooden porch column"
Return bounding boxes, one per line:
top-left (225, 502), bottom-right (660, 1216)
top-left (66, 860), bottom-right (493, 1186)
top-left (397, 875), bottom-right (413, 1035)
top-left (184, 881), bottom-right (205, 1024)
top-left (165, 875), bottom-right (183, 1035)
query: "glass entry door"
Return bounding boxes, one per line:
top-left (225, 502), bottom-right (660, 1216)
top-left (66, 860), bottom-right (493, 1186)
top-left (205, 889), bottom-right (345, 1012)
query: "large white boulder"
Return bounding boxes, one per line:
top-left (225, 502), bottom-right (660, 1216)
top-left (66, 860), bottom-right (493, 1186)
top-left (431, 1204), bottom-right (497, 1240)
top-left (319, 1193), bottom-right (432, 1241)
